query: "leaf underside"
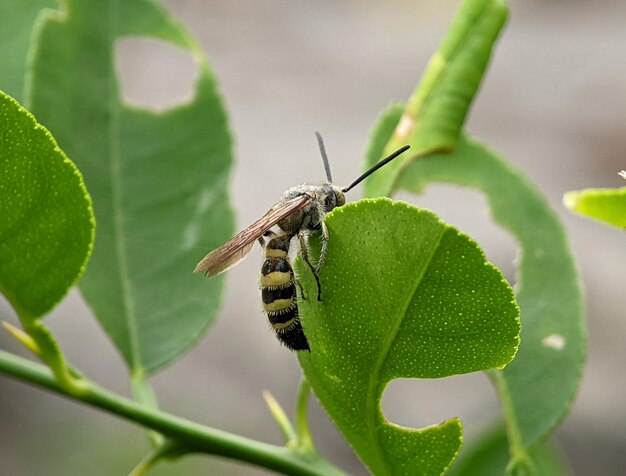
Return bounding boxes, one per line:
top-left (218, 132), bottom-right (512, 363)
top-left (27, 0), bottom-right (234, 373)
top-left (0, 0), bottom-right (55, 102)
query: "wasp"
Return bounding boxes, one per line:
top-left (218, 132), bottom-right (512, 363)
top-left (194, 134), bottom-right (410, 351)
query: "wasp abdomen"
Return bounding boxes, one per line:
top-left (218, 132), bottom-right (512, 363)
top-left (260, 234), bottom-right (310, 351)
top-left (262, 286), bottom-right (295, 303)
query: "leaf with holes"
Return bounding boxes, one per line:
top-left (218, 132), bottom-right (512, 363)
top-left (364, 104), bottom-right (585, 460)
top-left (564, 186), bottom-right (626, 228)
top-left (0, 91), bottom-right (94, 319)
top-left (297, 199), bottom-right (520, 476)
top-left (27, 0), bottom-right (234, 373)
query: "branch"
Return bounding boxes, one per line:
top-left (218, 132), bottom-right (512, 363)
top-left (0, 350), bottom-right (347, 476)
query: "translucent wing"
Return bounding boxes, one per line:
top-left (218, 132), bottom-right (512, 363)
top-left (194, 194), bottom-right (311, 277)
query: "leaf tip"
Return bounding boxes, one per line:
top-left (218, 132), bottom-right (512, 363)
top-left (562, 190), bottom-right (580, 211)
top-left (2, 321), bottom-right (42, 357)
top-left (262, 389), bottom-right (297, 444)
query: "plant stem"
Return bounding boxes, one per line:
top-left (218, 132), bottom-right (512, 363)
top-left (19, 317), bottom-right (88, 395)
top-left (488, 370), bottom-right (537, 475)
top-left (295, 377), bottom-right (315, 453)
top-left (128, 439), bottom-right (183, 476)
top-left (0, 350), bottom-right (347, 476)
top-left (131, 369), bottom-right (165, 446)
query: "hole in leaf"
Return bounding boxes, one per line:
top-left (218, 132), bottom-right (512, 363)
top-left (381, 373), bottom-right (500, 432)
top-left (396, 184), bottom-right (519, 286)
top-left (116, 38), bottom-right (198, 112)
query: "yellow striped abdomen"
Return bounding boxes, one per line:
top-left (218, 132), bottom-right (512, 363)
top-left (260, 235), bottom-right (309, 351)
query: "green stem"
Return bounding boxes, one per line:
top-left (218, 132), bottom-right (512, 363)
top-left (488, 370), bottom-right (537, 475)
top-left (128, 439), bottom-right (183, 476)
top-left (295, 377), bottom-right (315, 454)
top-left (19, 318), bottom-right (88, 395)
top-left (131, 369), bottom-right (165, 447)
top-left (0, 350), bottom-right (347, 476)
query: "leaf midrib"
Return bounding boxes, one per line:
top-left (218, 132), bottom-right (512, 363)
top-left (107, 0), bottom-right (141, 371)
top-left (364, 225), bottom-right (446, 474)
top-left (416, 0), bottom-right (491, 120)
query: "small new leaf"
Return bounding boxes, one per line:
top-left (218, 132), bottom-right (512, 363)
top-left (563, 186), bottom-right (626, 229)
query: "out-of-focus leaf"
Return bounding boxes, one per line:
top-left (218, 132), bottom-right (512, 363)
top-left (449, 424), bottom-right (571, 476)
top-left (564, 186), bottom-right (626, 228)
top-left (298, 198), bottom-right (520, 476)
top-left (365, 0), bottom-right (508, 197)
top-left (365, 104), bottom-right (585, 458)
top-left (0, 90), bottom-right (94, 319)
top-left (27, 0), bottom-right (234, 373)
top-left (0, 0), bottom-right (54, 102)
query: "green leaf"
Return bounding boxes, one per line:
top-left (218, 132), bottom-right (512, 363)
top-left (298, 198), bottom-right (520, 476)
top-left (0, 90), bottom-right (94, 319)
top-left (399, 138), bottom-right (585, 449)
top-left (448, 424), bottom-right (571, 476)
top-left (563, 186), bottom-right (626, 228)
top-left (27, 0), bottom-right (234, 373)
top-left (364, 0), bottom-right (508, 197)
top-left (367, 105), bottom-right (585, 457)
top-left (0, 0), bottom-right (55, 102)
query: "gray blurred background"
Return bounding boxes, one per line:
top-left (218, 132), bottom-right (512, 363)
top-left (1, 1), bottom-right (625, 474)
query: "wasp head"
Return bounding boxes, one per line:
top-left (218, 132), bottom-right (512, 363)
top-left (321, 184), bottom-right (345, 212)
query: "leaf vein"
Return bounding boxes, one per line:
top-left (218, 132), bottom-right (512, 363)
top-left (365, 224), bottom-right (447, 474)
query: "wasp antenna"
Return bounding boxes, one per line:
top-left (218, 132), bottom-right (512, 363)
top-left (342, 145), bottom-right (411, 193)
top-left (315, 132), bottom-right (333, 183)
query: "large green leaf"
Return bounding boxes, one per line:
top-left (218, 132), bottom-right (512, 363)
top-left (27, 0), bottom-right (234, 373)
top-left (365, 105), bottom-right (585, 459)
top-left (564, 186), bottom-right (626, 228)
top-left (0, 90), bottom-right (94, 319)
top-left (298, 199), bottom-right (520, 476)
top-left (364, 0), bottom-right (508, 197)
top-left (0, 0), bottom-right (55, 102)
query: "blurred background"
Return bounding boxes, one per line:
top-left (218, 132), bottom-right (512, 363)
top-left (1, 1), bottom-right (624, 474)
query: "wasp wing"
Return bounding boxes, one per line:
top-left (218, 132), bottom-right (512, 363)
top-left (194, 194), bottom-right (311, 277)
top-left (197, 241), bottom-right (255, 278)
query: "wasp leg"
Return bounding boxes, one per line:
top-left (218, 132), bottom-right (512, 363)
top-left (296, 279), bottom-right (308, 301)
top-left (316, 220), bottom-right (329, 274)
top-left (298, 232), bottom-right (322, 301)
